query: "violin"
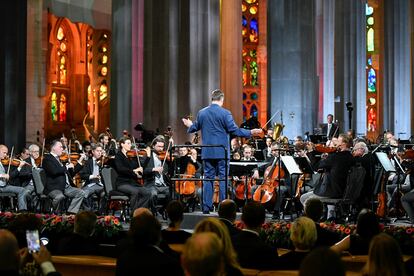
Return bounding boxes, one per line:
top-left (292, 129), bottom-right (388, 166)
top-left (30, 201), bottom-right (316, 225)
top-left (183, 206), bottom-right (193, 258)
top-left (59, 152), bottom-right (81, 164)
top-left (156, 150), bottom-right (175, 161)
top-left (127, 149), bottom-right (148, 158)
top-left (1, 158), bottom-right (31, 167)
top-left (234, 176), bottom-right (254, 200)
top-left (314, 144), bottom-right (337, 153)
top-left (400, 148), bottom-right (414, 160)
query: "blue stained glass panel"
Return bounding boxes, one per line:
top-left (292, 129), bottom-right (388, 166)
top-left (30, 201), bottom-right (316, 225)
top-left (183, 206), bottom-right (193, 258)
top-left (366, 4), bottom-right (373, 16)
top-left (367, 58), bottom-right (372, 66)
top-left (250, 104), bottom-right (258, 117)
top-left (242, 16), bottom-right (247, 27)
top-left (368, 68), bottom-right (376, 92)
top-left (250, 18), bottom-right (258, 33)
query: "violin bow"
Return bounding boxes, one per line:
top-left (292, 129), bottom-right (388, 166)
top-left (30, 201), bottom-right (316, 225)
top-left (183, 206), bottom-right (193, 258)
top-left (162, 136), bottom-right (173, 168)
top-left (262, 110), bottom-right (281, 130)
top-left (132, 136), bottom-right (142, 168)
top-left (7, 146), bottom-right (14, 175)
top-left (40, 138), bottom-right (45, 167)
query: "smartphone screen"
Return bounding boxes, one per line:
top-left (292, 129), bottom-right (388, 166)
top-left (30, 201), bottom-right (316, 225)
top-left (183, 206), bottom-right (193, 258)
top-left (26, 230), bottom-right (41, 253)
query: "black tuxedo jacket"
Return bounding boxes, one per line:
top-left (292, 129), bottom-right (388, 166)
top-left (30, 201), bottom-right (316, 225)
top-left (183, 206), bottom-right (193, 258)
top-left (42, 154), bottom-right (80, 194)
top-left (79, 158), bottom-right (102, 186)
top-left (232, 230), bottom-right (279, 270)
top-left (219, 218), bottom-right (241, 237)
top-left (114, 151), bottom-right (142, 187)
top-left (142, 151), bottom-right (169, 187)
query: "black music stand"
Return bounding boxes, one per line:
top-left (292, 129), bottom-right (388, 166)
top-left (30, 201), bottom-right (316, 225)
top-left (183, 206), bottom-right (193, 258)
top-left (374, 152), bottom-right (396, 222)
top-left (294, 156), bottom-right (315, 191)
top-left (309, 135), bottom-right (327, 144)
top-left (280, 156), bottom-right (303, 219)
top-left (230, 162), bottom-right (261, 205)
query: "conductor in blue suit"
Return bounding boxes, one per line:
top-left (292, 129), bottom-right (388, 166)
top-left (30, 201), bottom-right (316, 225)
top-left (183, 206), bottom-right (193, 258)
top-left (182, 89), bottom-right (262, 214)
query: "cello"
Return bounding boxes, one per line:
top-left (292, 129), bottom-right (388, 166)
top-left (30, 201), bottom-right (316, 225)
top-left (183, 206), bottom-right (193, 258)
top-left (253, 157), bottom-right (285, 208)
top-left (175, 156), bottom-right (197, 197)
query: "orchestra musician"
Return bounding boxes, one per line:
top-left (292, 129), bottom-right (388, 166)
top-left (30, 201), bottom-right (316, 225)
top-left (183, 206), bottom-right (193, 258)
top-left (142, 136), bottom-right (171, 211)
top-left (114, 137), bottom-right (152, 213)
top-left (79, 143), bottom-right (106, 212)
top-left (321, 114), bottom-right (339, 139)
top-left (182, 89), bottom-right (262, 214)
top-left (300, 134), bottom-right (354, 219)
top-left (262, 137), bottom-right (273, 159)
top-left (42, 140), bottom-right (86, 214)
top-left (0, 144), bottom-right (31, 211)
top-left (352, 142), bottom-right (375, 209)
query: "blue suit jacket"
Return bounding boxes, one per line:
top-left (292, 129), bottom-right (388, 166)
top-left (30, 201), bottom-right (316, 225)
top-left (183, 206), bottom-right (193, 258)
top-left (188, 104), bottom-right (251, 159)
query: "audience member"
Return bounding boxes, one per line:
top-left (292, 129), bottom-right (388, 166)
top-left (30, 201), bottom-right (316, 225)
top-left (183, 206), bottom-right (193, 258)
top-left (195, 218), bottom-right (242, 276)
top-left (362, 233), bottom-right (406, 276)
top-left (331, 209), bottom-right (380, 255)
top-left (279, 217), bottom-right (317, 270)
top-left (231, 201), bottom-right (279, 270)
top-left (218, 199), bottom-right (241, 237)
top-left (299, 247), bottom-right (345, 276)
top-left (304, 198), bottom-right (340, 246)
top-left (116, 212), bottom-right (183, 275)
top-left (57, 211), bottom-right (99, 255)
top-left (0, 229), bottom-right (60, 276)
top-left (161, 200), bottom-right (192, 244)
top-left (182, 232), bottom-right (224, 276)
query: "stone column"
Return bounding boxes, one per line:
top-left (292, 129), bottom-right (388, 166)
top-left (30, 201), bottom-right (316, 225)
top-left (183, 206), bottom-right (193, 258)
top-left (334, 0), bottom-right (366, 135)
top-left (220, 0), bottom-right (243, 124)
top-left (383, 0), bottom-right (411, 138)
top-left (268, 0), bottom-right (318, 138)
top-left (0, 0), bottom-right (27, 149)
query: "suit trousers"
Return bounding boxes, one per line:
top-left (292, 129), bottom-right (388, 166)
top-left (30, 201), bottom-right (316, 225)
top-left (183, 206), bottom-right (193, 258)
top-left (117, 184), bottom-right (152, 213)
top-left (203, 159), bottom-right (227, 212)
top-left (0, 185), bottom-right (30, 210)
top-left (48, 186), bottom-right (86, 213)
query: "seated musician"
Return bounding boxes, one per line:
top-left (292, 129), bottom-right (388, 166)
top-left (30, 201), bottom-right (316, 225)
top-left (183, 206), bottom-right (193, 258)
top-left (262, 136), bottom-right (274, 159)
top-left (300, 134), bottom-right (354, 219)
top-left (253, 142), bottom-right (289, 219)
top-left (0, 144), bottom-right (31, 211)
top-left (79, 143), bottom-right (105, 212)
top-left (142, 136), bottom-right (171, 211)
top-left (352, 142), bottom-right (375, 209)
top-left (98, 132), bottom-right (116, 157)
top-left (230, 138), bottom-right (242, 160)
top-left (175, 144), bottom-right (201, 197)
top-left (114, 137), bottom-right (152, 213)
top-left (241, 145), bottom-right (257, 162)
top-left (41, 140), bottom-right (86, 214)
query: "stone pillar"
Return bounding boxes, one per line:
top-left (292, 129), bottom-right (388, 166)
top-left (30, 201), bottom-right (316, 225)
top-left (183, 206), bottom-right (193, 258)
top-left (334, 0), bottom-right (366, 135)
top-left (220, 0), bottom-right (243, 124)
top-left (383, 0), bottom-right (411, 138)
top-left (111, 0), bottom-right (133, 136)
top-left (268, 0), bottom-right (318, 138)
top-left (0, 0), bottom-right (27, 149)
top-left (144, 0), bottom-right (219, 143)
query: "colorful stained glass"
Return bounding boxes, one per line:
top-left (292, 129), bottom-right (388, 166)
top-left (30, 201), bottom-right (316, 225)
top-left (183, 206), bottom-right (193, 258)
top-left (99, 81), bottom-right (108, 101)
top-left (249, 6), bottom-right (258, 15)
top-left (242, 16), bottom-right (247, 27)
top-left (243, 93), bottom-right (247, 100)
top-left (57, 27), bottom-right (64, 40)
top-left (245, 0), bottom-right (257, 4)
top-left (250, 61), bottom-right (258, 86)
top-left (367, 28), bottom-right (374, 52)
top-left (51, 92), bottom-right (57, 121)
top-left (365, 4), bottom-right (373, 16)
top-left (242, 4), bottom-right (247, 12)
top-left (367, 58), bottom-right (372, 66)
top-left (243, 62), bottom-right (247, 86)
top-left (250, 93), bottom-right (258, 100)
top-left (367, 17), bottom-right (374, 25)
top-left (250, 18), bottom-right (258, 34)
top-left (368, 97), bottom-right (376, 105)
top-left (59, 94), bottom-right (66, 122)
top-left (368, 68), bottom-right (376, 92)
top-left (250, 104), bottom-right (258, 117)
top-left (249, 50), bottom-right (257, 58)
top-left (368, 107), bottom-right (376, 131)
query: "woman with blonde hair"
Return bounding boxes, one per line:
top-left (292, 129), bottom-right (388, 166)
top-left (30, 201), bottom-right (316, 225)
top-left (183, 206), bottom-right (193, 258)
top-left (362, 233), bottom-right (406, 276)
top-left (194, 217), bottom-right (242, 276)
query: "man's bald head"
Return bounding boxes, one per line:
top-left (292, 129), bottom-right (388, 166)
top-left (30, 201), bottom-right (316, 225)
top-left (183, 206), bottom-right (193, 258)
top-left (0, 230), bottom-right (20, 270)
top-left (218, 199), bottom-right (237, 222)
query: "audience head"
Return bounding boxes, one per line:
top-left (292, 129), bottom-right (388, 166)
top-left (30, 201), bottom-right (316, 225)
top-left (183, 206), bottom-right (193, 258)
top-left (304, 198), bottom-right (323, 222)
top-left (129, 212), bottom-right (161, 246)
top-left (356, 209), bottom-right (380, 240)
top-left (299, 247), bottom-right (345, 276)
top-left (365, 233), bottom-right (406, 276)
top-left (9, 213), bottom-right (43, 248)
top-left (74, 211), bottom-right (97, 238)
top-left (182, 232), bottom-right (224, 276)
top-left (0, 230), bottom-right (20, 271)
top-left (195, 218), bottom-right (240, 270)
top-left (241, 201), bottom-right (265, 230)
top-left (290, 217), bottom-right (317, 251)
top-left (218, 199), bottom-right (237, 223)
top-left (132, 207), bottom-right (152, 218)
top-left (166, 200), bottom-right (185, 228)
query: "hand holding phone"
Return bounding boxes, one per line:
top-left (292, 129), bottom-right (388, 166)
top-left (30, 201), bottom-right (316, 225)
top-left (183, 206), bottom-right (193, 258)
top-left (26, 230), bottom-right (41, 253)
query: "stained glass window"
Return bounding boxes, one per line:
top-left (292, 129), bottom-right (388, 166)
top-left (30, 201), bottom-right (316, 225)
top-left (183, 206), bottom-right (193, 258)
top-left (366, 3), bottom-right (377, 133)
top-left (51, 92), bottom-right (58, 121)
top-left (59, 94), bottom-right (66, 122)
top-left (242, 0), bottom-right (261, 122)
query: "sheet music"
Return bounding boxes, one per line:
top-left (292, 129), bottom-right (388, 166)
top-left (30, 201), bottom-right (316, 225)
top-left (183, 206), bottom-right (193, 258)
top-left (229, 161), bottom-right (269, 167)
top-left (281, 156), bottom-right (302, 175)
top-left (375, 152), bottom-right (396, 173)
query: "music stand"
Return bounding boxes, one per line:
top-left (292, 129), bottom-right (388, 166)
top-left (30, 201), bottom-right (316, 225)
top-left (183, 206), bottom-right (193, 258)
top-left (280, 156), bottom-right (303, 219)
top-left (230, 161), bottom-right (267, 204)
